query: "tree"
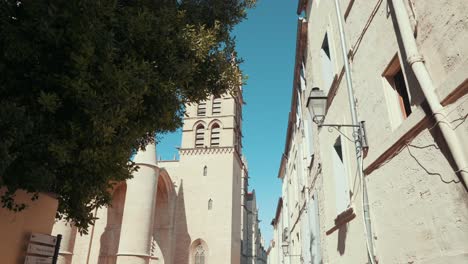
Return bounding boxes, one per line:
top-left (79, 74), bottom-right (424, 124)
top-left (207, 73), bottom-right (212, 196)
top-left (0, 0), bottom-right (254, 233)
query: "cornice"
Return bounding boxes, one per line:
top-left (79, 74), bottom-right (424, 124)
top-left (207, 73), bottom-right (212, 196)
top-left (179, 147), bottom-right (235, 156)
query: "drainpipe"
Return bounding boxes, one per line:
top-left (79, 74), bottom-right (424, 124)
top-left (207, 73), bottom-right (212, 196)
top-left (390, 0), bottom-right (468, 188)
top-left (333, 0), bottom-right (377, 263)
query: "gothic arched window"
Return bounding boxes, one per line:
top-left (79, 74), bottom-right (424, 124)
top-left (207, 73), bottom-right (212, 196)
top-left (203, 166), bottom-right (207, 176)
top-left (195, 125), bottom-right (205, 148)
top-left (210, 123), bottom-right (220, 147)
top-left (195, 245), bottom-right (205, 264)
top-left (212, 96), bottom-right (222, 115)
top-left (208, 199), bottom-right (213, 210)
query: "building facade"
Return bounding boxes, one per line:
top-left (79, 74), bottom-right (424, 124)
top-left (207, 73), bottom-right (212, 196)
top-left (269, 0), bottom-right (468, 264)
top-left (52, 87), bottom-right (260, 264)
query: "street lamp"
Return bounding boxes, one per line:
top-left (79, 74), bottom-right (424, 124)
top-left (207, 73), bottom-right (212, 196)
top-left (306, 87), bottom-right (328, 125)
top-left (281, 241), bottom-right (303, 262)
top-left (306, 86), bottom-right (369, 150)
top-left (281, 241), bottom-right (289, 256)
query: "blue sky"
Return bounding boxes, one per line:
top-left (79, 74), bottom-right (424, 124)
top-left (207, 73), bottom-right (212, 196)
top-left (157, 0), bottom-right (298, 244)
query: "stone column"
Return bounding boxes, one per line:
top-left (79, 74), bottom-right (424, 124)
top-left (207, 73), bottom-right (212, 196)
top-left (52, 220), bottom-right (76, 264)
top-left (116, 143), bottom-right (159, 264)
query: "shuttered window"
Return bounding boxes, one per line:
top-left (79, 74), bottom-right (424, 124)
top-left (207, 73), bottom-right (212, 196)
top-left (212, 97), bottom-right (222, 115)
top-left (195, 125), bottom-right (205, 148)
top-left (197, 102), bottom-right (206, 116)
top-left (210, 124), bottom-right (220, 147)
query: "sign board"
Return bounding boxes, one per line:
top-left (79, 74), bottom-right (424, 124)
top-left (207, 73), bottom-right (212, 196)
top-left (30, 233), bottom-right (57, 246)
top-left (24, 256), bottom-right (53, 264)
top-left (27, 243), bottom-right (55, 257)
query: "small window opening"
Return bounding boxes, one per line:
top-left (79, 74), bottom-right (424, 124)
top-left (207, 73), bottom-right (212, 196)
top-left (333, 138), bottom-right (343, 162)
top-left (393, 69), bottom-right (412, 118)
top-left (320, 33), bottom-right (334, 92)
top-left (203, 166), bottom-right (207, 176)
top-left (208, 199), bottom-right (213, 210)
top-left (322, 34), bottom-right (331, 59)
top-left (383, 55), bottom-right (413, 128)
top-left (197, 102), bottom-right (206, 116)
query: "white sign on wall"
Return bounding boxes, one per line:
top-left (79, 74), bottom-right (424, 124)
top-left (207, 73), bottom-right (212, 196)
top-left (27, 243), bottom-right (55, 257)
top-left (24, 256), bottom-right (53, 264)
top-left (25, 233), bottom-right (60, 264)
top-left (29, 233), bottom-right (57, 246)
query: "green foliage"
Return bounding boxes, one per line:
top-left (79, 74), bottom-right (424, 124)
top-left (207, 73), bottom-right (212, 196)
top-left (0, 0), bottom-right (254, 233)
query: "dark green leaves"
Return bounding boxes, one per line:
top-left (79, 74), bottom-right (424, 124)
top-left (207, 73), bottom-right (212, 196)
top-left (0, 0), bottom-right (254, 233)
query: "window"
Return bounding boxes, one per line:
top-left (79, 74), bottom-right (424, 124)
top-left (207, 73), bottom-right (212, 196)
top-left (195, 125), bottom-right (205, 148)
top-left (320, 33), bottom-right (334, 93)
top-left (197, 102), bottom-right (206, 116)
top-left (332, 136), bottom-right (350, 214)
top-left (212, 96), bottom-right (222, 115)
top-left (208, 199), bottom-right (213, 210)
top-left (300, 63), bottom-right (307, 91)
top-left (210, 124), bottom-right (220, 147)
top-left (195, 245), bottom-right (205, 264)
top-left (203, 166), bottom-right (207, 176)
top-left (383, 55), bottom-right (412, 129)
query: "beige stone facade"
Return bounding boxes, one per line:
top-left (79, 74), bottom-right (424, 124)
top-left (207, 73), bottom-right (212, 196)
top-left (269, 0), bottom-right (468, 264)
top-left (0, 189), bottom-right (58, 263)
top-left (51, 88), bottom-right (256, 264)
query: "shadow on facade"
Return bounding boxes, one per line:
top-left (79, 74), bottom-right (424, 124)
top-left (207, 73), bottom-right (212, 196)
top-left (173, 181), bottom-right (191, 263)
top-left (99, 183), bottom-right (126, 264)
top-left (337, 224), bottom-right (348, 256)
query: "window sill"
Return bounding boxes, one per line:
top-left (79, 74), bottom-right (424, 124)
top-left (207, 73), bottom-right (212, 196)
top-left (363, 106), bottom-right (427, 175)
top-left (325, 206), bottom-right (356, 235)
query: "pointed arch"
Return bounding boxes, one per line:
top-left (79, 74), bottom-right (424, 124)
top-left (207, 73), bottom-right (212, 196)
top-left (195, 124), bottom-right (205, 148)
top-left (152, 168), bottom-right (176, 263)
top-left (190, 239), bottom-right (208, 264)
top-left (203, 166), bottom-right (207, 176)
top-left (207, 119), bottom-right (223, 129)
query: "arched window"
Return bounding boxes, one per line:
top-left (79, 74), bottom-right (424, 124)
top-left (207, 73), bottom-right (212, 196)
top-left (208, 199), bottom-right (213, 210)
top-left (195, 125), bottom-right (205, 148)
top-left (203, 166), bottom-right (207, 176)
top-left (195, 245), bottom-right (205, 264)
top-left (210, 124), bottom-right (220, 147)
top-left (212, 96), bottom-right (222, 115)
top-left (197, 102), bottom-right (206, 116)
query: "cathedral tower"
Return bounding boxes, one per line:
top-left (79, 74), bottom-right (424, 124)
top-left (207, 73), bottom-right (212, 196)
top-left (175, 87), bottom-right (244, 264)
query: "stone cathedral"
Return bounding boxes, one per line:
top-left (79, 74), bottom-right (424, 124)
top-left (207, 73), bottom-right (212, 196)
top-left (52, 87), bottom-right (247, 264)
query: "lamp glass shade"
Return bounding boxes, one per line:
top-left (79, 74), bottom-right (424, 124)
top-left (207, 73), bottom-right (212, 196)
top-left (307, 88), bottom-right (328, 118)
top-left (281, 243), bottom-right (289, 255)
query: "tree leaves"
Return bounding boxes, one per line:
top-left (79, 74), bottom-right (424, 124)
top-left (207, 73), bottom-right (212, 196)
top-left (0, 0), bottom-right (254, 233)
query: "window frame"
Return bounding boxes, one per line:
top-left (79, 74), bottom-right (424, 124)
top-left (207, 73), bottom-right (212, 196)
top-left (382, 54), bottom-right (413, 130)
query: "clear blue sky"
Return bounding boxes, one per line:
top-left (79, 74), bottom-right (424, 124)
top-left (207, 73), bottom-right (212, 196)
top-left (157, 0), bottom-right (298, 244)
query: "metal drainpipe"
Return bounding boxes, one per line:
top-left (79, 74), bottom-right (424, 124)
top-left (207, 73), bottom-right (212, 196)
top-left (390, 0), bottom-right (468, 188)
top-left (333, 0), bottom-right (377, 263)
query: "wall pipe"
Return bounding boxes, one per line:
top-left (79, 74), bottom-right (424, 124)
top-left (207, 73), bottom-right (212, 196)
top-left (332, 0), bottom-right (377, 263)
top-left (390, 0), bottom-right (468, 188)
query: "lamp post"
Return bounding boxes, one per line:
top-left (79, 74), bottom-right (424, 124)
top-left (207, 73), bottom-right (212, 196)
top-left (281, 241), bottom-right (303, 263)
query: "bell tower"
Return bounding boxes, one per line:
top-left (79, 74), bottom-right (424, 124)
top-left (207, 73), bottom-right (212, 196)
top-left (176, 87), bottom-right (244, 264)
top-left (180, 88), bottom-right (243, 152)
